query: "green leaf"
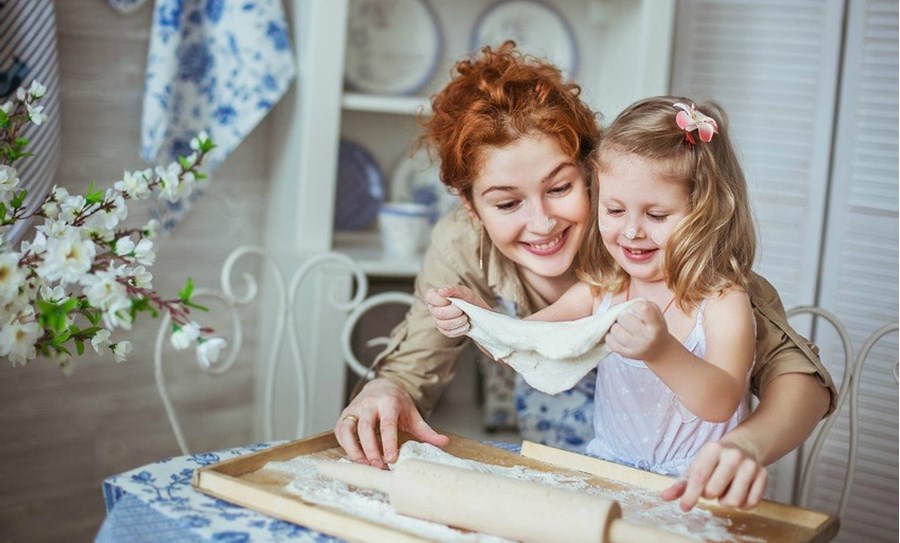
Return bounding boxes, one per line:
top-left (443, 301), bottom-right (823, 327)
top-left (10, 189), bottom-right (26, 209)
top-left (85, 181), bottom-right (104, 205)
top-left (0, 108), bottom-right (9, 127)
top-left (178, 277), bottom-right (195, 303)
top-left (75, 340), bottom-right (85, 356)
top-left (185, 300), bottom-right (209, 312)
top-left (13, 137), bottom-right (28, 151)
top-left (178, 155), bottom-right (191, 169)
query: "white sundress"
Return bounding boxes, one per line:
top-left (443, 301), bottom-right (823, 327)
top-left (585, 294), bottom-right (751, 476)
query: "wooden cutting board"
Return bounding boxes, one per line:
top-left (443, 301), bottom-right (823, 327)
top-left (192, 431), bottom-right (838, 542)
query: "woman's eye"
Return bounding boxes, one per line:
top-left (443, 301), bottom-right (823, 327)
top-left (496, 200), bottom-right (519, 211)
top-left (549, 183), bottom-right (572, 195)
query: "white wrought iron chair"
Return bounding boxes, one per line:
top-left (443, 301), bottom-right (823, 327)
top-left (155, 245), bottom-right (412, 455)
top-left (786, 305), bottom-right (899, 523)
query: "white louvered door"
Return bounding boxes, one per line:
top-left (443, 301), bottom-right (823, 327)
top-left (671, 1), bottom-right (898, 541)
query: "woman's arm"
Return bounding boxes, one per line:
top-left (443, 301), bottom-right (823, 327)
top-left (662, 372), bottom-right (830, 510)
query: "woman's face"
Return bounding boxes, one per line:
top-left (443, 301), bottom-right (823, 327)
top-left (466, 133), bottom-right (591, 280)
top-left (596, 152), bottom-right (691, 284)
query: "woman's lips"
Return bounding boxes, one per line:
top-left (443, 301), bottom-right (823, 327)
top-left (522, 227), bottom-right (568, 256)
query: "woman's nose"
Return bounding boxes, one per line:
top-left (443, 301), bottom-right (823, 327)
top-left (527, 208), bottom-right (557, 234)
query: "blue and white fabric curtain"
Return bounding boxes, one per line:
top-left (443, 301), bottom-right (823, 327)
top-left (141, 0), bottom-right (296, 233)
top-left (0, 0), bottom-right (60, 244)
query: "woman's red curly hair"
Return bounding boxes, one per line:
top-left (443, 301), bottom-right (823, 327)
top-left (419, 41), bottom-right (600, 201)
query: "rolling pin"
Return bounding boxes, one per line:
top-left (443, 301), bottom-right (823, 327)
top-left (317, 459), bottom-right (692, 543)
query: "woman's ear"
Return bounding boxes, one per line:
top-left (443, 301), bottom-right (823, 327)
top-left (460, 195), bottom-right (479, 222)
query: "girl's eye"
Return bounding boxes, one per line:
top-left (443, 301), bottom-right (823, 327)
top-left (605, 208), bottom-right (624, 216)
top-left (648, 213), bottom-right (669, 222)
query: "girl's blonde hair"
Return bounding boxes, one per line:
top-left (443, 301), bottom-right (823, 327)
top-left (577, 96), bottom-right (756, 309)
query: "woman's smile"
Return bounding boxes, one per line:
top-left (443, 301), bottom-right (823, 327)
top-left (522, 227), bottom-right (569, 255)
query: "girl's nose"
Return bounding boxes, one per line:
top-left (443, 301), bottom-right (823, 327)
top-left (623, 216), bottom-right (644, 241)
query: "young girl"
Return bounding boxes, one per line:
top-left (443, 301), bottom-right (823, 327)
top-left (431, 96), bottom-right (758, 477)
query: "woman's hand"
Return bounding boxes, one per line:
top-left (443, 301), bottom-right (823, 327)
top-left (605, 300), bottom-right (671, 360)
top-left (334, 378), bottom-right (450, 469)
top-left (425, 285), bottom-right (489, 338)
top-left (661, 440), bottom-right (768, 511)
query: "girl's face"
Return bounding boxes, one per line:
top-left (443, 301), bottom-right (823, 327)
top-left (596, 152), bottom-right (691, 284)
top-left (466, 134), bottom-right (591, 281)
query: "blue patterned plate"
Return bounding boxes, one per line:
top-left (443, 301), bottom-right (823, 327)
top-left (334, 140), bottom-right (385, 231)
top-left (344, 0), bottom-right (443, 95)
top-left (471, 0), bottom-right (579, 80)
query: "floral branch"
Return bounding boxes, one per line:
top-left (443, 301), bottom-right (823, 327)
top-left (0, 81), bottom-right (225, 373)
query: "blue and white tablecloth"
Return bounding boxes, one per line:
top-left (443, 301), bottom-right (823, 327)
top-left (97, 441), bottom-right (340, 543)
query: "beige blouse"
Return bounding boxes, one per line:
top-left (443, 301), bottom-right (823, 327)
top-left (370, 208), bottom-right (838, 418)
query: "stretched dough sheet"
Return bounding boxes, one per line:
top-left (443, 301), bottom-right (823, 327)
top-left (450, 297), bottom-right (638, 394)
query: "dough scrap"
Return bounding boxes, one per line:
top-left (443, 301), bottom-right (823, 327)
top-left (449, 298), bottom-right (638, 395)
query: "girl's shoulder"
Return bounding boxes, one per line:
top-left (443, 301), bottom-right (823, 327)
top-left (703, 285), bottom-right (752, 321)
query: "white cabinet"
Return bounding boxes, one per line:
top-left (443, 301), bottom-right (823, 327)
top-left (261, 0), bottom-right (677, 438)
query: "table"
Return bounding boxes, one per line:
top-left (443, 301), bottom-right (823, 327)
top-left (98, 440), bottom-right (520, 542)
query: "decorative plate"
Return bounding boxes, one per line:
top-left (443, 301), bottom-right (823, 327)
top-left (471, 0), bottom-right (578, 80)
top-left (390, 147), bottom-right (457, 223)
top-left (334, 139), bottom-right (385, 230)
top-left (344, 0), bottom-right (443, 95)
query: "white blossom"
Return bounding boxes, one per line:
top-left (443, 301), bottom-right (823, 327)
top-left (0, 252), bottom-right (24, 302)
top-left (128, 266), bottom-right (153, 289)
top-left (0, 165), bottom-right (20, 197)
top-left (38, 228), bottom-right (96, 284)
top-left (103, 296), bottom-right (133, 330)
top-left (16, 88), bottom-right (25, 101)
top-left (0, 101), bottom-right (12, 114)
top-left (0, 309), bottom-right (39, 366)
top-left (111, 340), bottom-right (132, 363)
top-left (59, 193), bottom-right (87, 223)
top-left (158, 163), bottom-right (185, 203)
top-left (170, 321), bottom-right (201, 350)
top-left (190, 131), bottom-right (209, 150)
top-left (39, 284), bottom-right (66, 302)
top-left (196, 337), bottom-right (226, 368)
top-left (27, 81), bottom-right (47, 99)
top-left (114, 170), bottom-right (151, 199)
top-left (91, 329), bottom-right (111, 354)
top-left (132, 239), bottom-right (155, 265)
top-left (26, 104), bottom-right (47, 126)
top-left (115, 237), bottom-right (135, 256)
top-left (84, 191), bottom-right (127, 232)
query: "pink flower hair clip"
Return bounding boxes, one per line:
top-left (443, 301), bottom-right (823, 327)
top-left (674, 102), bottom-right (718, 145)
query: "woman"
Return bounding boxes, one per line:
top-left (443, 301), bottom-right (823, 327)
top-left (334, 43), bottom-right (836, 511)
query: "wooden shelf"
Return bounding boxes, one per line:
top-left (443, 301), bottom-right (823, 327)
top-left (341, 93), bottom-right (431, 116)
top-left (332, 231), bottom-right (422, 278)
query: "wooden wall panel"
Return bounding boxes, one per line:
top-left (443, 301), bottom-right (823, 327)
top-left (0, 1), bottom-right (270, 541)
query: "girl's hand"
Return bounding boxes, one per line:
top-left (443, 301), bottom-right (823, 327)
top-left (334, 378), bottom-right (450, 469)
top-left (605, 300), bottom-right (671, 360)
top-left (661, 440), bottom-right (768, 511)
top-left (425, 285), bottom-right (489, 338)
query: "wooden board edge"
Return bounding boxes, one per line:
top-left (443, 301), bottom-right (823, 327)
top-left (194, 468), bottom-right (430, 543)
top-left (520, 441), bottom-right (836, 531)
top-left (195, 431), bottom-right (339, 479)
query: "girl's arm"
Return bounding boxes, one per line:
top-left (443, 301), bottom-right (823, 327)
top-left (607, 288), bottom-right (755, 422)
top-left (526, 281), bottom-right (595, 322)
top-left (662, 372), bottom-right (830, 510)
